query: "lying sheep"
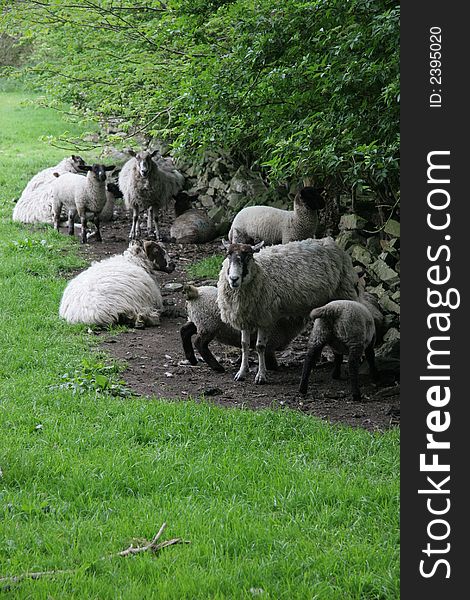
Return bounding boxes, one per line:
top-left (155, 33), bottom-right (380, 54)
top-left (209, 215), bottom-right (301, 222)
top-left (298, 299), bottom-right (380, 401)
top-left (52, 163), bottom-right (115, 243)
top-left (217, 237), bottom-right (358, 384)
top-left (170, 192), bottom-right (216, 244)
top-left (228, 186), bottom-right (325, 245)
top-left (12, 155), bottom-right (86, 224)
top-left (118, 149), bottom-right (184, 240)
top-left (59, 240), bottom-right (175, 327)
top-left (181, 284), bottom-right (305, 372)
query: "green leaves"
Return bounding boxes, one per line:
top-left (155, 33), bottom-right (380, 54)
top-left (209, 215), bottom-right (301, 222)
top-left (6, 0), bottom-right (399, 197)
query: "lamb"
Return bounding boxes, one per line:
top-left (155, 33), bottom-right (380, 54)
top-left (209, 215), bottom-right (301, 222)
top-left (12, 155), bottom-right (86, 224)
top-left (51, 163), bottom-right (115, 243)
top-left (59, 239), bottom-right (175, 327)
top-left (228, 186), bottom-right (325, 245)
top-left (118, 149), bottom-right (184, 240)
top-left (298, 298), bottom-right (381, 401)
top-left (217, 237), bottom-right (359, 384)
top-left (181, 284), bottom-right (305, 372)
top-left (170, 191), bottom-right (216, 244)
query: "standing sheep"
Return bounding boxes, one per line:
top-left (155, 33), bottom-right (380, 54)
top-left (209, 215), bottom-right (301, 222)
top-left (118, 150), bottom-right (184, 240)
top-left (217, 237), bottom-right (358, 384)
top-left (298, 299), bottom-right (380, 401)
top-left (12, 155), bottom-right (86, 224)
top-left (59, 240), bottom-right (175, 327)
top-left (181, 284), bottom-right (305, 372)
top-left (51, 163), bottom-right (115, 243)
top-left (228, 186), bottom-right (325, 245)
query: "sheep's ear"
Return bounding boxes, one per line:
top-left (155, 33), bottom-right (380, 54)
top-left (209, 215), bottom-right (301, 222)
top-left (252, 241), bottom-right (264, 253)
top-left (221, 239), bottom-right (231, 251)
top-left (53, 172), bottom-right (60, 178)
top-left (78, 165), bottom-right (92, 172)
top-left (105, 165), bottom-right (116, 171)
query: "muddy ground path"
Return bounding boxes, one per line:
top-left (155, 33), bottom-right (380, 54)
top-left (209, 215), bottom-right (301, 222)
top-left (72, 209), bottom-right (400, 432)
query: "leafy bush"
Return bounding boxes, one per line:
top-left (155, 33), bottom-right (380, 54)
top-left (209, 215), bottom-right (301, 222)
top-left (3, 0), bottom-right (399, 201)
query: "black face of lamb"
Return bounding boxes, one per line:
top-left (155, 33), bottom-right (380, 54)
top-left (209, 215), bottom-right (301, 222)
top-left (144, 241), bottom-right (175, 273)
top-left (71, 155), bottom-right (86, 170)
top-left (91, 164), bottom-right (108, 182)
top-left (299, 186), bottom-right (326, 210)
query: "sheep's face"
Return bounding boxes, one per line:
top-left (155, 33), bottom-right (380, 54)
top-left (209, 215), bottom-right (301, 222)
top-left (224, 242), bottom-right (264, 289)
top-left (143, 240), bottom-right (176, 273)
top-left (83, 164), bottom-right (116, 182)
top-left (71, 155), bottom-right (86, 171)
top-left (133, 151), bottom-right (158, 178)
top-left (296, 187), bottom-right (326, 211)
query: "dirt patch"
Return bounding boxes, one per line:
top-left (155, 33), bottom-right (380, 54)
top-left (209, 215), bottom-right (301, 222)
top-left (67, 208), bottom-right (400, 432)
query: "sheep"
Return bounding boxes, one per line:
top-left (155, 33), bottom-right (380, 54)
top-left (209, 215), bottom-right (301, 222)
top-left (181, 284), bottom-right (305, 372)
top-left (228, 186), bottom-right (325, 245)
top-left (12, 155), bottom-right (86, 224)
top-left (170, 191), bottom-right (217, 244)
top-left (118, 149), bottom-right (184, 240)
top-left (298, 298), bottom-right (381, 401)
top-left (217, 237), bottom-right (359, 384)
top-left (59, 239), bottom-right (175, 327)
top-left (51, 163), bottom-right (115, 243)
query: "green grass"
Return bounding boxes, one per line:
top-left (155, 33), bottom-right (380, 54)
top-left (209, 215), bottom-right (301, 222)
top-left (186, 254), bottom-right (225, 279)
top-left (0, 85), bottom-right (400, 599)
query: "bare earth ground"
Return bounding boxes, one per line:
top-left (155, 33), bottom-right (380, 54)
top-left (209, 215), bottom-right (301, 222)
top-left (70, 209), bottom-right (400, 432)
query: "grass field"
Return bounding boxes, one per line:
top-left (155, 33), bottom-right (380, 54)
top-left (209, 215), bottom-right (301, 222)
top-left (0, 84), bottom-right (400, 599)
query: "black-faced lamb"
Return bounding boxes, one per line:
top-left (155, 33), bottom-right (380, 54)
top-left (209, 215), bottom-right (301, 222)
top-left (51, 163), bottom-right (115, 243)
top-left (228, 186), bottom-right (325, 245)
top-left (170, 191), bottom-right (217, 244)
top-left (181, 284), bottom-right (305, 372)
top-left (12, 155), bottom-right (86, 224)
top-left (118, 149), bottom-right (184, 240)
top-left (298, 299), bottom-right (380, 401)
top-left (217, 237), bottom-right (359, 384)
top-left (59, 240), bottom-right (175, 327)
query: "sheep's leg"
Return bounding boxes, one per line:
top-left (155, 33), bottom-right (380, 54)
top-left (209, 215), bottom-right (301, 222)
top-left (180, 322), bottom-right (198, 365)
top-left (299, 344), bottom-right (323, 395)
top-left (79, 213), bottom-right (88, 244)
top-left (147, 207), bottom-right (159, 239)
top-left (331, 353), bottom-right (343, 379)
top-left (365, 344), bottom-right (379, 383)
top-left (53, 203), bottom-right (62, 232)
top-left (348, 346), bottom-right (363, 402)
top-left (67, 208), bottom-right (76, 236)
top-left (135, 310), bottom-right (161, 328)
top-left (129, 207), bottom-right (140, 239)
top-left (195, 332), bottom-right (225, 373)
top-left (265, 349), bottom-right (279, 371)
top-left (234, 330), bottom-right (251, 381)
top-left (94, 214), bottom-right (102, 242)
top-left (254, 329), bottom-right (269, 384)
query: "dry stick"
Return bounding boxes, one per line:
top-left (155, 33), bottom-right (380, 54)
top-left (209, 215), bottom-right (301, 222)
top-left (0, 523), bottom-right (189, 588)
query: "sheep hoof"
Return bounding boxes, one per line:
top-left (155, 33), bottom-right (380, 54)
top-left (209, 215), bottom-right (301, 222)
top-left (254, 372), bottom-right (267, 385)
top-left (234, 369), bottom-right (247, 381)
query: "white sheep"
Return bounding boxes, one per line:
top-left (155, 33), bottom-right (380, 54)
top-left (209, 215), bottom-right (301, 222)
top-left (298, 299), bottom-right (380, 401)
top-left (181, 284), bottom-right (305, 372)
top-left (228, 186), bottom-right (325, 245)
top-left (217, 237), bottom-right (359, 384)
top-left (118, 150), bottom-right (184, 240)
top-left (12, 155), bottom-right (86, 224)
top-left (59, 240), bottom-right (175, 327)
top-left (51, 163), bottom-right (115, 243)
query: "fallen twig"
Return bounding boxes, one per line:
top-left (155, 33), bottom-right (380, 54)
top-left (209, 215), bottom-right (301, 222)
top-left (0, 523), bottom-right (189, 589)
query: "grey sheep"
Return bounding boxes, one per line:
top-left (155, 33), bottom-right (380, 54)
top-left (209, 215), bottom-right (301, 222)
top-left (298, 298), bottom-right (381, 401)
top-left (228, 187), bottom-right (325, 245)
top-left (118, 149), bottom-right (184, 240)
top-left (52, 163), bottom-right (115, 243)
top-left (13, 155), bottom-right (86, 224)
top-left (181, 284), bottom-right (305, 372)
top-left (217, 237), bottom-right (358, 384)
top-left (170, 191), bottom-right (217, 244)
